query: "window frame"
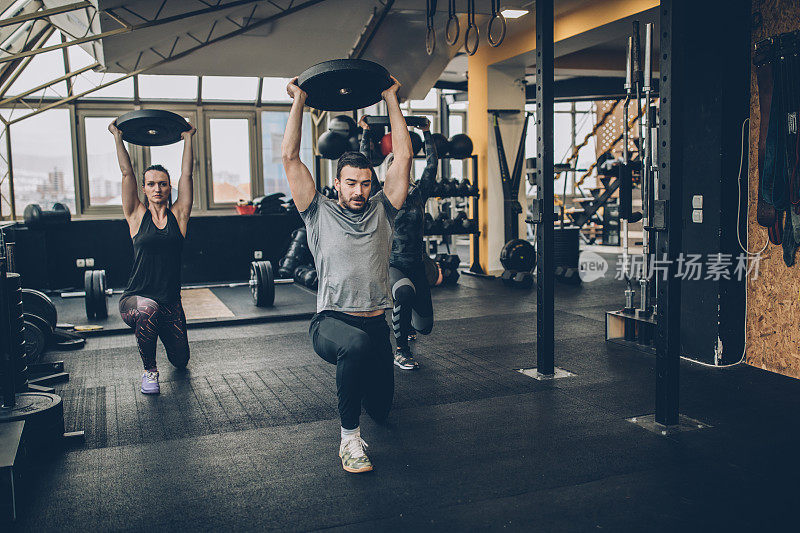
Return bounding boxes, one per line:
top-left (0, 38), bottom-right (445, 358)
top-left (203, 109), bottom-right (259, 210)
top-left (75, 104), bottom-right (140, 216)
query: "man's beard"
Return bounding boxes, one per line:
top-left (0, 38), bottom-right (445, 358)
top-left (341, 195), bottom-right (367, 212)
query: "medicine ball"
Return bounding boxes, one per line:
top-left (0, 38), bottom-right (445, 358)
top-left (409, 131), bottom-right (423, 156)
top-left (328, 114), bottom-right (357, 138)
top-left (432, 133), bottom-right (450, 157)
top-left (500, 238), bottom-right (536, 271)
top-left (380, 133), bottom-right (392, 156)
top-left (448, 133), bottom-right (473, 159)
top-left (318, 130), bottom-right (349, 159)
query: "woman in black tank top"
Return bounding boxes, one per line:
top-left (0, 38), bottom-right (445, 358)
top-left (108, 119), bottom-right (196, 395)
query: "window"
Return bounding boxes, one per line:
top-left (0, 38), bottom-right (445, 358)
top-left (208, 118), bottom-right (252, 204)
top-left (6, 33), bottom-right (68, 98)
top-left (148, 144), bottom-right (183, 204)
top-left (8, 109), bottom-right (75, 213)
top-left (202, 76), bottom-right (259, 101)
top-left (84, 116), bottom-right (127, 206)
top-left (260, 78), bottom-right (292, 104)
top-left (70, 46), bottom-right (133, 99)
top-left (448, 113), bottom-right (466, 178)
top-left (261, 111), bottom-right (312, 197)
top-left (410, 88), bottom-right (438, 110)
top-left (138, 75), bottom-right (198, 100)
top-left (0, 129), bottom-right (10, 218)
top-left (147, 112), bottom-right (197, 204)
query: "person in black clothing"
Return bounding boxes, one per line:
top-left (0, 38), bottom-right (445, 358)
top-left (360, 116), bottom-right (438, 370)
top-left (108, 119), bottom-right (196, 394)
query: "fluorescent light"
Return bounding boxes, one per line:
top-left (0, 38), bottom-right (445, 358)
top-left (501, 9), bottom-right (528, 18)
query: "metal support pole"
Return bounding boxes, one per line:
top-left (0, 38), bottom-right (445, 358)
top-left (5, 124), bottom-right (14, 220)
top-left (535, 0), bottom-right (554, 376)
top-left (439, 89), bottom-right (451, 180)
top-left (623, 37), bottom-right (635, 311)
top-left (654, 0), bottom-right (682, 426)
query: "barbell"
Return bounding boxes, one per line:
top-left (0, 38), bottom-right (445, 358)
top-left (63, 261), bottom-right (286, 320)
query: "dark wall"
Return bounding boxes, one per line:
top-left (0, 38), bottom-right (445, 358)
top-left (5, 212), bottom-right (303, 291)
top-left (677, 0), bottom-right (750, 364)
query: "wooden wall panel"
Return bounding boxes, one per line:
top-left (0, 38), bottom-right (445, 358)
top-left (746, 0), bottom-right (800, 377)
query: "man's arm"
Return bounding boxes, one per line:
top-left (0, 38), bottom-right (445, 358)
top-left (281, 77), bottom-right (316, 212)
top-left (108, 120), bottom-right (144, 222)
top-left (381, 78), bottom-right (412, 210)
top-left (172, 123), bottom-right (196, 226)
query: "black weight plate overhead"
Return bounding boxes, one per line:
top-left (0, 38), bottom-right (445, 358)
top-left (84, 270), bottom-right (95, 320)
top-left (20, 288), bottom-right (57, 330)
top-left (297, 59), bottom-right (393, 111)
top-left (95, 270), bottom-right (108, 319)
top-left (23, 319), bottom-right (47, 365)
top-left (259, 260), bottom-right (275, 307)
top-left (116, 109), bottom-right (191, 146)
top-left (500, 239), bottom-right (536, 271)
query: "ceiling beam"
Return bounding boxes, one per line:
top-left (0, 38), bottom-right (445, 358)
top-left (0, 22), bottom-right (55, 96)
top-left (0, 1), bottom-right (92, 29)
top-left (7, 0), bottom-right (329, 124)
top-left (349, 0), bottom-right (394, 59)
top-left (0, 0), bottom-right (306, 65)
top-left (0, 60), bottom-right (99, 105)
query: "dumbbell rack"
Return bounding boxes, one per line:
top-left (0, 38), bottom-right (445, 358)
top-left (423, 155), bottom-right (483, 275)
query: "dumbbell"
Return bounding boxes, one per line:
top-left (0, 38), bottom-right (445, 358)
top-left (294, 265), bottom-right (312, 284)
top-left (443, 178), bottom-right (458, 196)
top-left (444, 254), bottom-right (461, 270)
top-left (303, 269), bottom-right (318, 290)
top-left (458, 179), bottom-right (472, 196)
top-left (453, 211), bottom-right (471, 232)
top-left (436, 212), bottom-right (453, 233)
top-left (23, 202), bottom-right (71, 228)
top-left (501, 269), bottom-right (518, 286)
top-left (513, 271), bottom-right (534, 289)
top-left (555, 266), bottom-right (581, 285)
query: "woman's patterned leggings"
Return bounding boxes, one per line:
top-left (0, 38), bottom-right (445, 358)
top-left (119, 295), bottom-right (190, 371)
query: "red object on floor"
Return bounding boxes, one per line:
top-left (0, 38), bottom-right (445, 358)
top-left (235, 205), bottom-right (256, 215)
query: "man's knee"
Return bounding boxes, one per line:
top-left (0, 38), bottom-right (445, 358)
top-left (393, 284), bottom-right (415, 306)
top-left (341, 332), bottom-right (371, 361)
top-left (364, 397), bottom-right (392, 424)
top-left (411, 313), bottom-right (433, 335)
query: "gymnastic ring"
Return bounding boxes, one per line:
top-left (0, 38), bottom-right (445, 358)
top-left (487, 13), bottom-right (506, 47)
top-left (465, 22), bottom-right (479, 56)
top-left (446, 14), bottom-right (460, 46)
top-left (426, 25), bottom-right (436, 55)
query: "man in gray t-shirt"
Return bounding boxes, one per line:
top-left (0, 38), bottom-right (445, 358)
top-left (282, 75), bottom-right (412, 474)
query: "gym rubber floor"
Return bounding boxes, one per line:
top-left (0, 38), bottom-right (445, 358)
top-left (11, 256), bottom-right (798, 531)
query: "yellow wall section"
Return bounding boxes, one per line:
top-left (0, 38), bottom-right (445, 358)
top-left (467, 0), bottom-right (659, 271)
